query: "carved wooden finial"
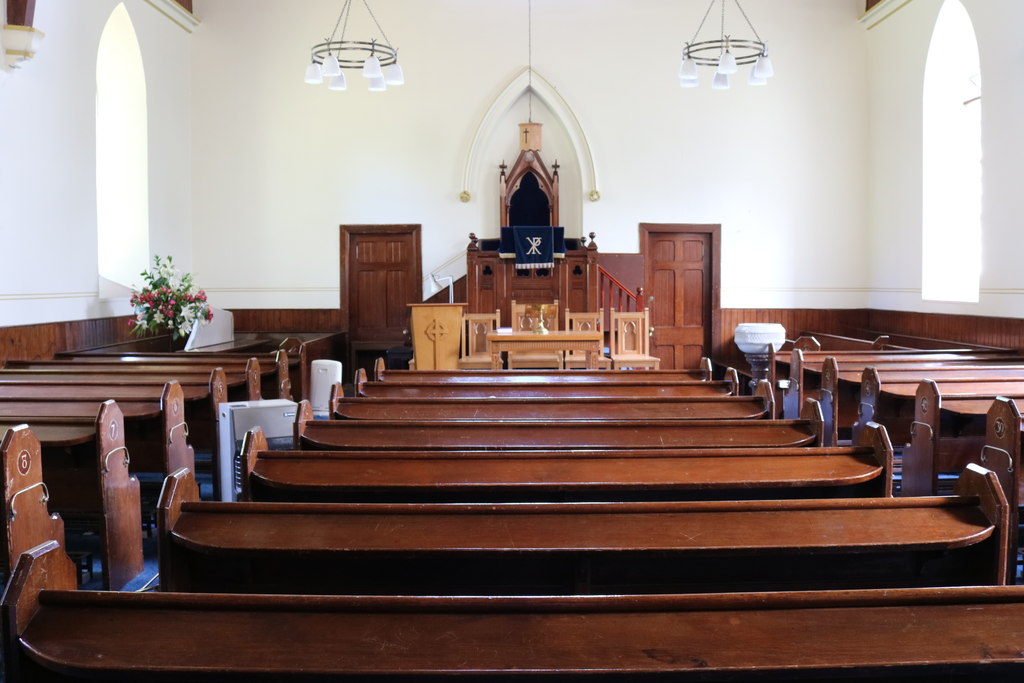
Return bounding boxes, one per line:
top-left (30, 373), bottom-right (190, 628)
top-left (587, 232), bottom-right (598, 250)
top-left (468, 233), bottom-right (479, 251)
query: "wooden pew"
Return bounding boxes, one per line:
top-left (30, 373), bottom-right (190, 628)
top-left (297, 399), bottom-right (824, 451)
top-left (355, 366), bottom-right (741, 399)
top-left (11, 539), bottom-right (1024, 681)
top-left (902, 383), bottom-right (1024, 497)
top-left (63, 335), bottom-right (313, 400)
top-left (0, 368), bottom-right (227, 459)
top-left (1, 401), bottom-right (142, 590)
top-left (780, 347), bottom-right (1024, 420)
top-left (0, 362), bottom-right (261, 402)
top-left (242, 420), bottom-right (893, 503)
top-left (0, 381), bottom-right (194, 481)
top-left (372, 356), bottom-right (713, 382)
top-left (0, 425), bottom-right (65, 576)
top-left (333, 378), bottom-right (775, 421)
top-left (7, 352), bottom-right (292, 401)
top-left (852, 366), bottom-right (1024, 446)
top-left (158, 463), bottom-right (1006, 595)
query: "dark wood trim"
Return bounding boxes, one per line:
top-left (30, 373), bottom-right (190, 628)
top-left (639, 223), bottom-right (722, 368)
top-left (7, 0), bottom-right (36, 26)
top-left (175, 0), bottom-right (193, 13)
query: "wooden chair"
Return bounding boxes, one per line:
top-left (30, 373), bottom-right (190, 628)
top-left (609, 308), bottom-right (661, 370)
top-left (458, 310), bottom-right (500, 370)
top-left (563, 308), bottom-right (610, 369)
top-left (508, 299), bottom-right (562, 369)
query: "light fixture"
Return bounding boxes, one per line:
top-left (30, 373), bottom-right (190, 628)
top-left (678, 0), bottom-right (774, 89)
top-left (304, 0), bottom-right (404, 92)
top-left (4, 0), bottom-right (44, 71)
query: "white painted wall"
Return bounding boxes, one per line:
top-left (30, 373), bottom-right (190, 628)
top-left (7, 0), bottom-right (1022, 326)
top-left (0, 0), bottom-right (192, 326)
top-left (865, 0), bottom-right (1024, 317)
top-left (190, 0), bottom-right (869, 310)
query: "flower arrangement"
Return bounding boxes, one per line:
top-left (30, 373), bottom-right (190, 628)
top-left (129, 255), bottom-right (213, 340)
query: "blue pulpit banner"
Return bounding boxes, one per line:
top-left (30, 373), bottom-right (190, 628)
top-left (498, 226), bottom-right (565, 268)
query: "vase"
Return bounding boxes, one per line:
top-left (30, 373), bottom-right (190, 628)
top-left (167, 333), bottom-right (188, 352)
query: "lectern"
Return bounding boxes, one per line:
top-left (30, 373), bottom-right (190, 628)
top-left (408, 303), bottom-right (464, 370)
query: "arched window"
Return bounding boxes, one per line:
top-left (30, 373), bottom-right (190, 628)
top-left (921, 0), bottom-right (981, 302)
top-left (96, 3), bottom-right (149, 296)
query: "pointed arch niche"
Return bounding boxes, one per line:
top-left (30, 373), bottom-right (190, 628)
top-left (459, 68), bottom-right (600, 235)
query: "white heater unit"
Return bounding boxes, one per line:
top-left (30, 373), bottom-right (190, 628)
top-left (216, 399), bottom-right (297, 501)
top-left (310, 359), bottom-right (343, 418)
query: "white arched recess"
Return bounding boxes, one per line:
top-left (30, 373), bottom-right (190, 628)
top-left (460, 68), bottom-right (600, 208)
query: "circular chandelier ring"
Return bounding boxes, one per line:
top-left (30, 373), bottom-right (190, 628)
top-left (311, 40), bottom-right (398, 69)
top-left (684, 38), bottom-right (765, 67)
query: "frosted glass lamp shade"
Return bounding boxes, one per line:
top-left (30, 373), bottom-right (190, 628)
top-left (363, 55), bottom-right (383, 78)
top-left (367, 75), bottom-right (387, 91)
top-left (678, 57), bottom-right (698, 80)
top-left (711, 72), bottom-right (729, 90)
top-left (321, 55), bottom-right (341, 78)
top-left (383, 62), bottom-right (404, 85)
top-left (328, 73), bottom-right (348, 91)
top-left (748, 68), bottom-right (766, 86)
top-left (679, 76), bottom-right (699, 88)
top-left (304, 62), bottom-right (323, 85)
top-left (717, 50), bottom-right (738, 75)
top-left (753, 54), bottom-right (774, 79)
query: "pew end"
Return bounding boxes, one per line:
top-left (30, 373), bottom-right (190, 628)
top-left (156, 467), bottom-right (201, 591)
top-left (2, 426), bottom-right (65, 573)
top-left (374, 357), bottom-right (386, 381)
top-left (818, 356), bottom-right (839, 448)
top-left (354, 367), bottom-right (368, 396)
top-left (160, 380), bottom-right (195, 476)
top-left (953, 462), bottom-right (1013, 585)
top-left (723, 366), bottom-right (740, 395)
top-left (903, 379), bottom-right (942, 497)
top-left (753, 379), bottom-right (776, 419)
top-left (800, 397), bottom-right (825, 446)
top-left (93, 400), bottom-right (144, 590)
top-left (855, 421), bottom-right (895, 497)
top-left (238, 427), bottom-right (269, 502)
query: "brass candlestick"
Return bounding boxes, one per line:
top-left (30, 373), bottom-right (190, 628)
top-left (532, 304), bottom-right (550, 334)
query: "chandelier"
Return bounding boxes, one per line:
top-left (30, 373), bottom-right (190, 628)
top-left (304, 0), bottom-right (404, 92)
top-left (678, 0), bottom-right (774, 89)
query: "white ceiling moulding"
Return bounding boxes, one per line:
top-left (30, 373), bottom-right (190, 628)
top-left (459, 67), bottom-right (599, 207)
top-left (143, 0), bottom-right (200, 33)
top-left (859, 0), bottom-right (915, 30)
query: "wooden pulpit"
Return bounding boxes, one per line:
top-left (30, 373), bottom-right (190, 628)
top-left (408, 304), bottom-right (465, 370)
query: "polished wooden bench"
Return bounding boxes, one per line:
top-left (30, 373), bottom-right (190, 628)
top-left (334, 377), bottom-right (775, 421)
top-left (243, 420), bottom-right (893, 503)
top-left (372, 357), bottom-right (713, 382)
top-left (7, 352), bottom-right (292, 401)
top-left (297, 399), bottom-right (823, 451)
top-left (0, 401), bottom-right (141, 590)
top-left (356, 367), bottom-right (741, 399)
top-left (62, 335), bottom-right (313, 400)
top-left (852, 366), bottom-right (1024, 446)
top-left (902, 384), bottom-right (1024, 497)
top-left (780, 347), bottom-right (1024, 421)
top-left (158, 462), bottom-right (1006, 595)
top-left (10, 539), bottom-right (1024, 681)
top-left (0, 381), bottom-right (194, 482)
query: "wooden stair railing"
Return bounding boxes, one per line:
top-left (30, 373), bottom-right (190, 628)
top-left (598, 266), bottom-right (642, 333)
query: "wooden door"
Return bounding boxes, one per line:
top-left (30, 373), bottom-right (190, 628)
top-left (641, 224), bottom-right (720, 369)
top-left (340, 225), bottom-right (422, 374)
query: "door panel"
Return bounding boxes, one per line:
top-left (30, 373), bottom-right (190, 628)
top-left (642, 225), bottom-right (719, 370)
